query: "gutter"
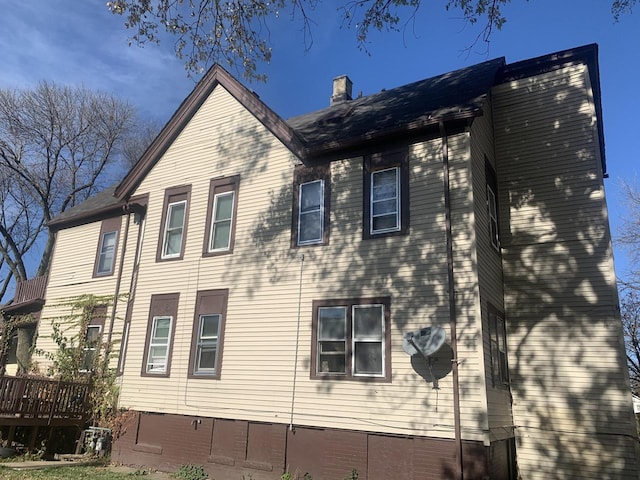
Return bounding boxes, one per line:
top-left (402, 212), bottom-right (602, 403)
top-left (440, 120), bottom-right (464, 480)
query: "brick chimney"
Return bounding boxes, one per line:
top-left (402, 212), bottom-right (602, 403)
top-left (330, 75), bottom-right (353, 105)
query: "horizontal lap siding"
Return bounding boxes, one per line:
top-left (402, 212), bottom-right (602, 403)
top-left (469, 103), bottom-right (514, 441)
top-left (447, 133), bottom-right (488, 440)
top-left (35, 219), bottom-right (133, 371)
top-left (117, 84), bottom-right (490, 443)
top-left (493, 65), bottom-right (638, 478)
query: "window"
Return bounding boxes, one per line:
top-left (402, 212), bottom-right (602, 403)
top-left (157, 185), bottom-right (191, 261)
top-left (204, 176), bottom-right (239, 256)
top-left (363, 150), bottom-right (409, 239)
top-left (298, 180), bottom-right (324, 245)
top-left (292, 164), bottom-right (331, 247)
top-left (146, 316), bottom-right (172, 373)
top-left (188, 289), bottom-right (228, 379)
top-left (81, 325), bottom-right (102, 371)
top-left (489, 305), bottom-right (509, 386)
top-left (311, 297), bottom-right (391, 381)
top-left (486, 158), bottom-right (500, 251)
top-left (142, 293), bottom-right (179, 377)
top-left (371, 168), bottom-right (400, 234)
top-left (93, 217), bottom-right (121, 277)
top-left (81, 305), bottom-right (106, 371)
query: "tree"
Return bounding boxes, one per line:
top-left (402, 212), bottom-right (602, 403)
top-left (621, 290), bottom-right (640, 396)
top-left (0, 82), bottom-right (149, 304)
top-left (108, 0), bottom-right (637, 81)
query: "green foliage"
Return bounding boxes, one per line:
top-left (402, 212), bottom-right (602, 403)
top-left (33, 294), bottom-right (124, 429)
top-left (281, 472), bottom-right (312, 480)
top-left (343, 469), bottom-right (358, 480)
top-left (173, 464), bottom-right (208, 480)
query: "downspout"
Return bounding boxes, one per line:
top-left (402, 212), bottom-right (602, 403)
top-left (117, 204), bottom-right (146, 374)
top-left (105, 206), bottom-right (131, 354)
top-left (440, 120), bottom-right (464, 480)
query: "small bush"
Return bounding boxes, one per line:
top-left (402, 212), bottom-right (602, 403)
top-left (173, 463), bottom-right (208, 480)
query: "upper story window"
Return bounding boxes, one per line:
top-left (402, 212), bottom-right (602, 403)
top-left (292, 164), bottom-right (331, 247)
top-left (486, 158), bottom-right (500, 251)
top-left (363, 150), bottom-right (409, 239)
top-left (188, 289), bottom-right (228, 379)
top-left (489, 304), bottom-right (509, 387)
top-left (371, 167), bottom-right (400, 234)
top-left (93, 217), bottom-right (121, 277)
top-left (204, 176), bottom-right (240, 256)
top-left (157, 185), bottom-right (191, 261)
top-left (311, 297), bottom-right (391, 382)
top-left (299, 180), bottom-right (324, 244)
top-left (142, 293), bottom-right (179, 377)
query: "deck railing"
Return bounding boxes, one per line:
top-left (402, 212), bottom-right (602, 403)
top-left (0, 375), bottom-right (90, 424)
top-left (11, 276), bottom-right (47, 305)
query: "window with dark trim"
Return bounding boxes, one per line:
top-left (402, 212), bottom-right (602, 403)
top-left (142, 293), bottom-right (179, 377)
top-left (488, 304), bottom-right (509, 387)
top-left (310, 297), bottom-right (391, 382)
top-left (188, 289), bottom-right (228, 379)
top-left (485, 158), bottom-right (500, 251)
top-left (93, 217), bottom-right (121, 277)
top-left (81, 305), bottom-right (106, 372)
top-left (157, 185), bottom-right (191, 261)
top-left (292, 164), bottom-right (331, 247)
top-left (203, 176), bottom-right (240, 256)
top-left (363, 150), bottom-right (409, 239)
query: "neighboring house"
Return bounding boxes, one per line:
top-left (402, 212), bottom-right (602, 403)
top-left (30, 43), bottom-right (639, 479)
top-left (0, 276), bottom-right (47, 376)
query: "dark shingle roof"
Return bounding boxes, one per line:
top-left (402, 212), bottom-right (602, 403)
top-left (287, 57), bottom-right (505, 156)
top-left (47, 185), bottom-right (123, 230)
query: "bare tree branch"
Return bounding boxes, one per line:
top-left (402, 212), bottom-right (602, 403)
top-left (0, 82), bottom-right (150, 303)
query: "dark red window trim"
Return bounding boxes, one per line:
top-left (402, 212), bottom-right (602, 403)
top-left (291, 164), bottom-right (331, 248)
top-left (310, 296), bottom-right (391, 382)
top-left (202, 176), bottom-right (240, 257)
top-left (156, 185), bottom-right (191, 262)
top-left (141, 293), bottom-right (180, 378)
top-left (93, 217), bottom-right (122, 278)
top-left (363, 150), bottom-right (409, 240)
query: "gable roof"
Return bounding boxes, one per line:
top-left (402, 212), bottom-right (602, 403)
top-left (47, 185), bottom-right (124, 231)
top-left (288, 57), bottom-right (505, 158)
top-left (49, 44), bottom-right (605, 228)
top-left (114, 64), bottom-right (306, 200)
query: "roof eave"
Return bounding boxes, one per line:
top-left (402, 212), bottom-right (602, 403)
top-left (301, 108), bottom-right (482, 160)
top-left (115, 65), bottom-right (306, 200)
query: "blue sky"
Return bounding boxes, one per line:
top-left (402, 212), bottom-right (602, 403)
top-left (1, 0), bottom-right (638, 280)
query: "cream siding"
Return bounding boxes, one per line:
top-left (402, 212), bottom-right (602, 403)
top-left (34, 216), bottom-right (134, 372)
top-left (114, 84), bottom-right (495, 442)
top-left (494, 64), bottom-right (638, 479)
top-left (469, 100), bottom-right (515, 442)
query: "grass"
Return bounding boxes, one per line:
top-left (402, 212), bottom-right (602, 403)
top-left (0, 464), bottom-right (146, 479)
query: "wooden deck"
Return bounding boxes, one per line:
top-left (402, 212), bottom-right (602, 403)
top-left (0, 375), bottom-right (90, 427)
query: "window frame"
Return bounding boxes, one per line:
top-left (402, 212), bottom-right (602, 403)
top-left (81, 305), bottom-right (106, 372)
top-left (93, 217), bottom-right (122, 277)
top-left (203, 176), bottom-right (240, 257)
top-left (141, 293), bottom-right (179, 377)
top-left (488, 304), bottom-right (509, 387)
top-left (485, 158), bottom-right (501, 252)
top-left (157, 185), bottom-right (191, 262)
top-left (188, 289), bottom-right (229, 379)
top-left (291, 164), bottom-right (331, 248)
top-left (310, 297), bottom-right (391, 382)
top-left (363, 150), bottom-right (409, 240)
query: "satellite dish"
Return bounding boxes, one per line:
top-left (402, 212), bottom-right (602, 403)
top-left (402, 326), bottom-right (446, 357)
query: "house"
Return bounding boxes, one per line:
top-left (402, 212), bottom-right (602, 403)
top-left (26, 43), bottom-right (639, 479)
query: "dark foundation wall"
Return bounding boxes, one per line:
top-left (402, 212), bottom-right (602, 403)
top-left (112, 411), bottom-right (494, 479)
